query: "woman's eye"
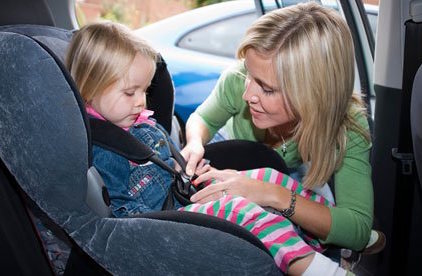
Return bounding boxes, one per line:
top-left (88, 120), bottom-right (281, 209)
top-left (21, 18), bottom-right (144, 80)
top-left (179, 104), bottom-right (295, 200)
top-left (262, 87), bottom-right (274, 94)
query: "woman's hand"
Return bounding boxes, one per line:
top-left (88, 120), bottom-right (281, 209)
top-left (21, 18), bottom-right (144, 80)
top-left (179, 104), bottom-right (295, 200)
top-left (190, 169), bottom-right (275, 206)
top-left (194, 158), bottom-right (212, 176)
top-left (181, 140), bottom-right (205, 176)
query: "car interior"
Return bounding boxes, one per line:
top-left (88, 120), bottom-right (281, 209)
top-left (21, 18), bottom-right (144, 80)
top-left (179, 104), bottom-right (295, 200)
top-left (0, 0), bottom-right (421, 275)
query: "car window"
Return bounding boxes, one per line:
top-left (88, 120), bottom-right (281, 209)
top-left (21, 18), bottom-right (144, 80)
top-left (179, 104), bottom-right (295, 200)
top-left (177, 12), bottom-right (258, 58)
top-left (366, 12), bottom-right (377, 38)
top-left (75, 0), bottom-right (191, 28)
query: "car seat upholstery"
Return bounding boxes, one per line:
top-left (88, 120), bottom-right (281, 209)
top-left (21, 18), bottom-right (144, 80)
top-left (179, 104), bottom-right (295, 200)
top-left (0, 29), bottom-right (280, 274)
top-left (411, 65), bottom-right (422, 185)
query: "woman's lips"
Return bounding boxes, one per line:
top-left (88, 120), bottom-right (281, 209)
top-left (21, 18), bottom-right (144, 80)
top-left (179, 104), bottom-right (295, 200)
top-left (249, 106), bottom-right (264, 117)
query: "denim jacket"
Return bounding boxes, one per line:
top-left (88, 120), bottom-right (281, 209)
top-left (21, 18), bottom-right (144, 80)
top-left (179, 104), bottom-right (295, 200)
top-left (92, 120), bottom-right (181, 217)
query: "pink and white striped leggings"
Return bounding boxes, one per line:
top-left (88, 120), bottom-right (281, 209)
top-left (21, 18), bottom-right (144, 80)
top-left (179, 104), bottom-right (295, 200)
top-left (179, 167), bottom-right (334, 272)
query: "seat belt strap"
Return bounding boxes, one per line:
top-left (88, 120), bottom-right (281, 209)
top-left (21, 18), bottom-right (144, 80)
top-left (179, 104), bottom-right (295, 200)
top-left (89, 118), bottom-right (178, 175)
top-left (89, 118), bottom-right (195, 209)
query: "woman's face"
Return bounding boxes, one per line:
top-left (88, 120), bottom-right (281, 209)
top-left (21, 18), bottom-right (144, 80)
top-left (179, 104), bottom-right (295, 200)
top-left (242, 49), bottom-right (295, 130)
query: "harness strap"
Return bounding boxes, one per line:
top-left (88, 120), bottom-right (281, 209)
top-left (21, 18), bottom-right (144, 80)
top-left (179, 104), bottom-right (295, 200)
top-left (90, 118), bottom-right (179, 173)
top-left (89, 118), bottom-right (194, 209)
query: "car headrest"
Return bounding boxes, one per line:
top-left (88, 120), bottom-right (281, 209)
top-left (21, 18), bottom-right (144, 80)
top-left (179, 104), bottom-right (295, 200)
top-left (0, 0), bottom-right (55, 26)
top-left (0, 30), bottom-right (280, 275)
top-left (0, 24), bottom-right (72, 61)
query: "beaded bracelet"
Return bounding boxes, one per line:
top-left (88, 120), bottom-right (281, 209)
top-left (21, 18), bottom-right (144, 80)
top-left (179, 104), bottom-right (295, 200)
top-left (280, 190), bottom-right (296, 218)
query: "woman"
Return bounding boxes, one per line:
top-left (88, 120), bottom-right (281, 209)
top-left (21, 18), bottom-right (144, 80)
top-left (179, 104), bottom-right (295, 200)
top-left (182, 1), bottom-right (373, 254)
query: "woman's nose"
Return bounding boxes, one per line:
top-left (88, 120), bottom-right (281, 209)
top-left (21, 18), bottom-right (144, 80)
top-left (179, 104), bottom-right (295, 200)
top-left (242, 79), bottom-right (259, 103)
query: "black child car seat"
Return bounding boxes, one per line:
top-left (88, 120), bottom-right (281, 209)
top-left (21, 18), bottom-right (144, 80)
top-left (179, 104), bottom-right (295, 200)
top-left (0, 25), bottom-right (281, 275)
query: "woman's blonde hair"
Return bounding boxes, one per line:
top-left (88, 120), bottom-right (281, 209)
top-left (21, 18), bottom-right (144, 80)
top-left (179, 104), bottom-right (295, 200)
top-left (66, 22), bottom-right (158, 103)
top-left (237, 2), bottom-right (370, 188)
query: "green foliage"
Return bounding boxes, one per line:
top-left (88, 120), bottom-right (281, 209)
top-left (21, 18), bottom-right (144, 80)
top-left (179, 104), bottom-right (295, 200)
top-left (194, 0), bottom-right (231, 8)
top-left (100, 0), bottom-right (131, 25)
top-left (75, 4), bottom-right (86, 26)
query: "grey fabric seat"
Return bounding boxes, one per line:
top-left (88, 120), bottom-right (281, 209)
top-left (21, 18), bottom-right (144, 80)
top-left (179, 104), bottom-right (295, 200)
top-left (0, 28), bottom-right (280, 274)
top-left (0, 0), bottom-right (55, 26)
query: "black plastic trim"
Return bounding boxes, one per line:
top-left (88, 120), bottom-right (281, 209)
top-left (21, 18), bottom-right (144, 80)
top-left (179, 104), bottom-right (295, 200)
top-left (339, 0), bottom-right (373, 125)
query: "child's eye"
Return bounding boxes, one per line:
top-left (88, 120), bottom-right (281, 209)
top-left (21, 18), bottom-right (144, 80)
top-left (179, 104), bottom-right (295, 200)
top-left (124, 90), bottom-right (135, 96)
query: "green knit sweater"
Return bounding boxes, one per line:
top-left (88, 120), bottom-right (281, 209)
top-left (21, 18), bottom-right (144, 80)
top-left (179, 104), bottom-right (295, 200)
top-left (195, 62), bottom-right (373, 250)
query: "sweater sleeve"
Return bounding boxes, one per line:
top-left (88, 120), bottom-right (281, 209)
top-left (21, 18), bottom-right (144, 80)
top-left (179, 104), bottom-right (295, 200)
top-left (194, 62), bottom-right (247, 137)
top-left (322, 115), bottom-right (374, 250)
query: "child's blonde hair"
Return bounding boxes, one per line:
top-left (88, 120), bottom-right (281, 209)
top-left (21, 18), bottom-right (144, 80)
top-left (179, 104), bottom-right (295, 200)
top-left (66, 22), bottom-right (158, 103)
top-left (237, 2), bottom-right (370, 188)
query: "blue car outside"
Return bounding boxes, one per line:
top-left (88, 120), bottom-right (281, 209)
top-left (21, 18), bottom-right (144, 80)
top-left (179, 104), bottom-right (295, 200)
top-left (135, 0), bottom-right (377, 123)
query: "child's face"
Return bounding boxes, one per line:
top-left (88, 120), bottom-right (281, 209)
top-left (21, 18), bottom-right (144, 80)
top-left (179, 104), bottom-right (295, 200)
top-left (91, 54), bottom-right (154, 128)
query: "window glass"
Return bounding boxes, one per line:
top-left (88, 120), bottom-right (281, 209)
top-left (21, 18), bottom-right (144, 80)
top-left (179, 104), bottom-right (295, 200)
top-left (178, 12), bottom-right (258, 58)
top-left (366, 10), bottom-right (378, 38)
top-left (361, 0), bottom-right (379, 38)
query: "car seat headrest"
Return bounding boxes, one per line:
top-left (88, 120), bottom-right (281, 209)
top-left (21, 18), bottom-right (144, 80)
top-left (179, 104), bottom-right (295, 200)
top-left (0, 31), bottom-right (91, 219)
top-left (0, 0), bottom-right (55, 26)
top-left (0, 25), bottom-right (72, 61)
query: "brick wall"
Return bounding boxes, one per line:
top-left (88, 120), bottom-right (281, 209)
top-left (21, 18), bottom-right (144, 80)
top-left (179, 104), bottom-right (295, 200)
top-left (363, 0), bottom-right (379, 5)
top-left (77, 0), bottom-right (192, 28)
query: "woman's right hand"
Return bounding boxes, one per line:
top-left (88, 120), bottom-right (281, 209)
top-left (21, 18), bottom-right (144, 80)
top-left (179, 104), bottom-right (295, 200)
top-left (181, 140), bottom-right (205, 176)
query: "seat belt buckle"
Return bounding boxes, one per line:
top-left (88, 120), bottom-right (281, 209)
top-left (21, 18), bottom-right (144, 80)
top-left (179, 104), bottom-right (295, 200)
top-left (392, 148), bottom-right (414, 175)
top-left (180, 173), bottom-right (193, 195)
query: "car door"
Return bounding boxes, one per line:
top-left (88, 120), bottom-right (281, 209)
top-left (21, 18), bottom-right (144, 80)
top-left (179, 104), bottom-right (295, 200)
top-left (372, 0), bottom-right (422, 275)
top-left (255, 1), bottom-right (421, 275)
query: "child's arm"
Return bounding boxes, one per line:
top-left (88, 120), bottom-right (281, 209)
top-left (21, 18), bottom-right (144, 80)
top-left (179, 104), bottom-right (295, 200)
top-left (93, 147), bottom-right (155, 217)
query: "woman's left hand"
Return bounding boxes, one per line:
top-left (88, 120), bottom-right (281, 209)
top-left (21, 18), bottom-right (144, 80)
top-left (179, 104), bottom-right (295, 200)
top-left (190, 169), bottom-right (273, 205)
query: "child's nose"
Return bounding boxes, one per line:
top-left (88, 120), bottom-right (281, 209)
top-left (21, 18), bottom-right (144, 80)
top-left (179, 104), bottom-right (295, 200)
top-left (135, 92), bottom-right (146, 107)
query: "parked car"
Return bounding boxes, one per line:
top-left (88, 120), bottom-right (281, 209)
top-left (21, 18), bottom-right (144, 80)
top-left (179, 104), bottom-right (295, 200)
top-left (135, 0), bottom-right (378, 123)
